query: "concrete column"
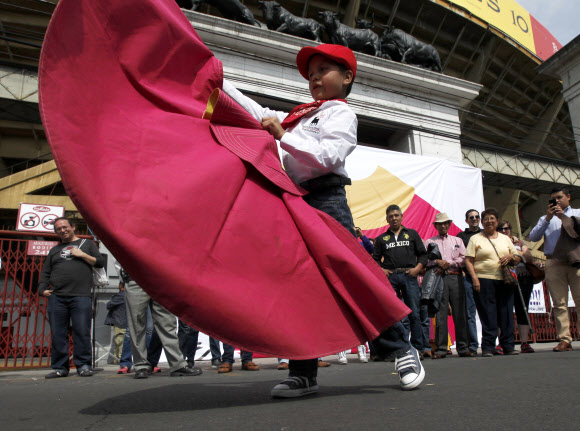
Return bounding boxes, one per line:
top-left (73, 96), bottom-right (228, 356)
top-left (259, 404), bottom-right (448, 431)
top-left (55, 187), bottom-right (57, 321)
top-left (342, 0), bottom-right (361, 28)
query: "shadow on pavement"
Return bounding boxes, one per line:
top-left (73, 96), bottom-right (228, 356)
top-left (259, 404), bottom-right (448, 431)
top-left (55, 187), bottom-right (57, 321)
top-left (80, 380), bottom-right (398, 415)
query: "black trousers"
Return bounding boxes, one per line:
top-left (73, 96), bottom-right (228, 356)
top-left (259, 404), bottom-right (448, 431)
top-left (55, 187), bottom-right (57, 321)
top-left (473, 278), bottom-right (515, 352)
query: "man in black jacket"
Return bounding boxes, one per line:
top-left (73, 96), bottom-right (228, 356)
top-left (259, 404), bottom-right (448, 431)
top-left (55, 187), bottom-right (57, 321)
top-left (456, 209), bottom-right (482, 355)
top-left (104, 286), bottom-right (127, 363)
top-left (38, 218), bottom-right (105, 378)
top-left (373, 205), bottom-right (428, 354)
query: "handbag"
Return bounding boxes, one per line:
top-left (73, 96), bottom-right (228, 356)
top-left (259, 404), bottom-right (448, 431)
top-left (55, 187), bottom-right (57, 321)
top-left (79, 239), bottom-right (109, 287)
top-left (485, 234), bottom-right (517, 285)
top-left (525, 262), bottom-right (545, 283)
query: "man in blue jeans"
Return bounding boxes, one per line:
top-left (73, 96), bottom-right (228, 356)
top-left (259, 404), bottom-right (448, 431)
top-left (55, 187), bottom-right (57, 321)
top-left (177, 320), bottom-right (224, 368)
top-left (217, 343), bottom-right (259, 373)
top-left (373, 205), bottom-right (429, 356)
top-left (38, 218), bottom-right (105, 379)
top-left (457, 209), bottom-right (482, 355)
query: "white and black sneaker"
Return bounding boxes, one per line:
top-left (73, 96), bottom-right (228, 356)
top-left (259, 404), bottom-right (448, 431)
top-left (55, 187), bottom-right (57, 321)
top-left (395, 347), bottom-right (425, 390)
top-left (271, 376), bottom-right (319, 398)
top-left (337, 351), bottom-right (348, 364)
top-left (357, 344), bottom-right (368, 363)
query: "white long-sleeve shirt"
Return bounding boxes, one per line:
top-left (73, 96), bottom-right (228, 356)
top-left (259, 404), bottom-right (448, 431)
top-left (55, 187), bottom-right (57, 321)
top-left (222, 80), bottom-right (357, 184)
top-left (529, 206), bottom-right (580, 256)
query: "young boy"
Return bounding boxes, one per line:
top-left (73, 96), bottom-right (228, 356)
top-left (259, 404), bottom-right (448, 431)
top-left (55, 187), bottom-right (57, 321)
top-left (223, 44), bottom-right (424, 397)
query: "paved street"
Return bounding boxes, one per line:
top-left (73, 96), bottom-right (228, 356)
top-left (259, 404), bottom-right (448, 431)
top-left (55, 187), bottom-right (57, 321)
top-left (1, 343), bottom-right (577, 431)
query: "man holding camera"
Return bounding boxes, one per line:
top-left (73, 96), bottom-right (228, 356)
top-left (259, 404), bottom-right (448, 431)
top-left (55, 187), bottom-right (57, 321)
top-left (530, 187), bottom-right (580, 352)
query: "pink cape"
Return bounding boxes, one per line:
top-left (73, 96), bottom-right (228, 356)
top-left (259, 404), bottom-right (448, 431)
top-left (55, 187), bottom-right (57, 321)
top-left (39, 0), bottom-right (410, 358)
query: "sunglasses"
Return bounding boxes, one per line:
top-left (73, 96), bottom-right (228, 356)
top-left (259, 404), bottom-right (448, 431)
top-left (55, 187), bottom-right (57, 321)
top-left (468, 215), bottom-right (480, 220)
top-left (499, 227), bottom-right (510, 231)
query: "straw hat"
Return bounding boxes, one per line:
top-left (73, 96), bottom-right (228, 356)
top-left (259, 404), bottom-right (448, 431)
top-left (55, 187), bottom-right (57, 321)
top-left (434, 212), bottom-right (452, 223)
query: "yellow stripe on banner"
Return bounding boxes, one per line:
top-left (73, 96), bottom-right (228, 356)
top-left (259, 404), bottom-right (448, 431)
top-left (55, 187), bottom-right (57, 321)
top-left (443, 0), bottom-right (536, 56)
top-left (346, 166), bottom-right (415, 231)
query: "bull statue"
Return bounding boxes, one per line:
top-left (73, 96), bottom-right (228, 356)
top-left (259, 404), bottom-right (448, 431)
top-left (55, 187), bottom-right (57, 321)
top-left (318, 11), bottom-right (381, 56)
top-left (175, 0), bottom-right (191, 8)
top-left (354, 14), bottom-right (374, 30)
top-left (175, 0), bottom-right (202, 10)
top-left (379, 26), bottom-right (442, 72)
top-left (258, 1), bottom-right (323, 42)
top-left (190, 0), bottom-right (261, 26)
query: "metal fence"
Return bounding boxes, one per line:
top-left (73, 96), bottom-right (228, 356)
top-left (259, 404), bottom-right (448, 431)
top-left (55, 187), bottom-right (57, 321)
top-left (0, 238), bottom-right (54, 368)
top-left (515, 287), bottom-right (578, 343)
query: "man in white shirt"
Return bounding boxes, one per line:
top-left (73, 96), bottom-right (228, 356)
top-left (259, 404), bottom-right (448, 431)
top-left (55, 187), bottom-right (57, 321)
top-left (529, 187), bottom-right (580, 351)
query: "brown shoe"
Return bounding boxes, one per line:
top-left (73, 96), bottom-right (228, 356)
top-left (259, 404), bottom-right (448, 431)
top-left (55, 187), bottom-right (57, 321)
top-left (277, 362), bottom-right (289, 370)
top-left (217, 362), bottom-right (232, 373)
top-left (553, 341), bottom-right (573, 352)
top-left (459, 351), bottom-right (475, 357)
top-left (317, 360), bottom-right (331, 367)
top-left (241, 361), bottom-right (260, 371)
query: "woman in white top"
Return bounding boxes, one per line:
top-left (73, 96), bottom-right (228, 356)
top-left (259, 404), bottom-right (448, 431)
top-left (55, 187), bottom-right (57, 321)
top-left (464, 208), bottom-right (522, 357)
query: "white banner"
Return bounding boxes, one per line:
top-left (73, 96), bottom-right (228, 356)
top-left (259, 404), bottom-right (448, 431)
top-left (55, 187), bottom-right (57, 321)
top-left (345, 146), bottom-right (485, 232)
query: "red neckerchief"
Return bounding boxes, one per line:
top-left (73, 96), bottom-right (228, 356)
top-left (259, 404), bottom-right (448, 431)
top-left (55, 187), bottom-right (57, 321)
top-left (280, 99), bottom-right (347, 130)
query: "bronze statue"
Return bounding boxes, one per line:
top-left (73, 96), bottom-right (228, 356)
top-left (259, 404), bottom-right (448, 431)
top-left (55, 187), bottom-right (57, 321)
top-left (175, 0), bottom-right (202, 10)
top-left (355, 14), bottom-right (374, 30)
top-left (258, 1), bottom-right (323, 42)
top-left (379, 26), bottom-right (442, 72)
top-left (318, 11), bottom-right (381, 56)
top-left (192, 0), bottom-right (261, 26)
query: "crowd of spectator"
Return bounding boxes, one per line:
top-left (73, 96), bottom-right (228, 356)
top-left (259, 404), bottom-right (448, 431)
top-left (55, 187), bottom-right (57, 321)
top-left (40, 185), bottom-right (578, 379)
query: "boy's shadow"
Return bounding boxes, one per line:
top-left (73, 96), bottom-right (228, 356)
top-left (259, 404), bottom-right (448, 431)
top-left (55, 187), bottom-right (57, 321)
top-left (80, 380), bottom-right (397, 415)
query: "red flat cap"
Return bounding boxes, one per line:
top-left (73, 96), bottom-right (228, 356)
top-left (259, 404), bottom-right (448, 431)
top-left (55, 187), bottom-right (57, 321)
top-left (296, 44), bottom-right (357, 80)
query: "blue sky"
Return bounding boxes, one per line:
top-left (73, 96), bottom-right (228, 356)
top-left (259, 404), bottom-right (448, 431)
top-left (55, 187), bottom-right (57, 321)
top-left (517, 0), bottom-right (579, 46)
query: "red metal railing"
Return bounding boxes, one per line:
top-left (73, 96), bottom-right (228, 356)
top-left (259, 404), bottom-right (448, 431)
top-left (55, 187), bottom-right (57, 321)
top-left (514, 281), bottom-right (578, 343)
top-left (0, 238), bottom-right (53, 368)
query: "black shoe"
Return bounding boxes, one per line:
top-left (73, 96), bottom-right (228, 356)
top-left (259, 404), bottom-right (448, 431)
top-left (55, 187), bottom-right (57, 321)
top-left (45, 369), bottom-right (68, 379)
top-left (171, 365), bottom-right (203, 377)
top-left (187, 360), bottom-right (195, 368)
top-left (211, 358), bottom-right (223, 369)
top-left (134, 369), bottom-right (149, 379)
top-left (271, 376), bottom-right (319, 398)
top-left (77, 365), bottom-right (93, 377)
top-left (482, 351), bottom-right (493, 357)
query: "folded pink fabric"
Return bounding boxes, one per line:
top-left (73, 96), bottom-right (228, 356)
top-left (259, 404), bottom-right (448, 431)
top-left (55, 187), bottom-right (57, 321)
top-left (39, 0), bottom-right (409, 358)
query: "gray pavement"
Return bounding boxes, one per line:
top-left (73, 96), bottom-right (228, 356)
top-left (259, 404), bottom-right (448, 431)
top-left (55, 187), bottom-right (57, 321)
top-left (0, 343), bottom-right (577, 431)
